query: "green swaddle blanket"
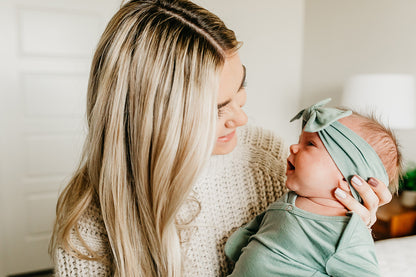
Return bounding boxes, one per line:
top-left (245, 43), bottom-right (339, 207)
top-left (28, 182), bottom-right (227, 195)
top-left (290, 98), bottom-right (389, 202)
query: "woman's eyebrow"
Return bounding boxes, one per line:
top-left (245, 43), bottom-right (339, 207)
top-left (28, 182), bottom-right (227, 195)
top-left (217, 65), bottom-right (246, 110)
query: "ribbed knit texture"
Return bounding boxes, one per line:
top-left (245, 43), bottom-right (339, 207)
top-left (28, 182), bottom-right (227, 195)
top-left (54, 125), bottom-right (288, 276)
top-left (55, 202), bottom-right (113, 276)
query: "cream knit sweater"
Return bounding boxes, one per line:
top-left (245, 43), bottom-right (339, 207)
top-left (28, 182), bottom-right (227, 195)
top-left (55, 125), bottom-right (288, 276)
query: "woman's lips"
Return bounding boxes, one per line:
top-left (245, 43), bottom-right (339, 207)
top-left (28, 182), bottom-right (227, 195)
top-left (217, 130), bottom-right (236, 143)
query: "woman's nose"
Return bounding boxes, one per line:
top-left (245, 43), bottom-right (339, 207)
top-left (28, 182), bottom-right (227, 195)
top-left (225, 91), bottom-right (248, 128)
top-left (225, 107), bottom-right (248, 128)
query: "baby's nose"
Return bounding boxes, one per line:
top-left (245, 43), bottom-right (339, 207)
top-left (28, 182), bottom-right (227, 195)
top-left (289, 144), bottom-right (299, 154)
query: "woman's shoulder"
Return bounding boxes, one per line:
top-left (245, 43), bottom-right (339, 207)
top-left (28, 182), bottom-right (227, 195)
top-left (78, 200), bottom-right (107, 235)
top-left (54, 201), bottom-right (113, 276)
top-left (73, 200), bottom-right (110, 255)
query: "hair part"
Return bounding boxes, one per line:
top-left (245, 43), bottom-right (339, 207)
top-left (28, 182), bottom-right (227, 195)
top-left (50, 0), bottom-right (240, 276)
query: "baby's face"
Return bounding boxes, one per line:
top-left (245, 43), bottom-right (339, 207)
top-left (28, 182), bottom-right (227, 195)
top-left (286, 131), bottom-right (344, 199)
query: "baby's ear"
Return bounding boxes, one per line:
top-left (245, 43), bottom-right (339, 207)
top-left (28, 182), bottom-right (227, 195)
top-left (338, 178), bottom-right (350, 192)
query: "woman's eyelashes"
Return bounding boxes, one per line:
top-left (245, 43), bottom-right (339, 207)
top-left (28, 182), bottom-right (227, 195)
top-left (217, 86), bottom-right (246, 118)
top-left (218, 105), bottom-right (230, 118)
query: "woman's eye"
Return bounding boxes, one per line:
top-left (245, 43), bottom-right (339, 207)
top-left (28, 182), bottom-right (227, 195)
top-left (217, 104), bottom-right (231, 118)
top-left (307, 141), bottom-right (315, 146)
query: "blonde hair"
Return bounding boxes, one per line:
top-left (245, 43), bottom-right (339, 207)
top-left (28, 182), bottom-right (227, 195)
top-left (50, 0), bottom-right (239, 276)
top-left (349, 112), bottom-right (403, 192)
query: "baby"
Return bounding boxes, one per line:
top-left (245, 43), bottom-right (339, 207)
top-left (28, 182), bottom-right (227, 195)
top-left (225, 99), bottom-right (402, 277)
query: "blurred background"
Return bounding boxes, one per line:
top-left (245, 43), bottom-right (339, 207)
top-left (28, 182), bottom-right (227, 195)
top-left (0, 0), bottom-right (415, 276)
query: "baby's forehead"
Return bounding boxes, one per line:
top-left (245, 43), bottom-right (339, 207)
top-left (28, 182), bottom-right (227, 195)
top-left (337, 114), bottom-right (356, 126)
top-left (300, 114), bottom-right (363, 142)
top-left (337, 115), bottom-right (362, 135)
top-left (301, 130), bottom-right (318, 136)
top-left (299, 130), bottom-right (320, 140)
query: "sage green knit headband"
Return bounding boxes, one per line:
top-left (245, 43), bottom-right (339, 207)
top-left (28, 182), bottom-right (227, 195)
top-left (290, 98), bottom-right (389, 202)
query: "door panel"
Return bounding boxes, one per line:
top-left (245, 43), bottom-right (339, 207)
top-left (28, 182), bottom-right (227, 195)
top-left (0, 1), bottom-right (119, 275)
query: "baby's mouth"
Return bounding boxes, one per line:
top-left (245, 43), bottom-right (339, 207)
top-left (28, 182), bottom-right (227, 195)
top-left (287, 160), bottom-right (295, 171)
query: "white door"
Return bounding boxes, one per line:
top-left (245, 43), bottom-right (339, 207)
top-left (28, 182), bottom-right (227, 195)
top-left (0, 0), bottom-right (119, 275)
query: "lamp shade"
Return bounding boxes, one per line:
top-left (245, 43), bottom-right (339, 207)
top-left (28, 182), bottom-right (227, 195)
top-left (342, 74), bottom-right (416, 129)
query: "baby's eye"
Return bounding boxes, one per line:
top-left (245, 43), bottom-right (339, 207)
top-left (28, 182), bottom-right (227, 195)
top-left (307, 141), bottom-right (315, 146)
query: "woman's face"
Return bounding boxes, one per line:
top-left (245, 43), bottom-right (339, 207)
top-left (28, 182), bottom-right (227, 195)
top-left (213, 53), bottom-right (248, 155)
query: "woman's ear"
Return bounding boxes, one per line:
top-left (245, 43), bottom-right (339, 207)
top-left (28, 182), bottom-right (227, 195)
top-left (338, 177), bottom-right (350, 192)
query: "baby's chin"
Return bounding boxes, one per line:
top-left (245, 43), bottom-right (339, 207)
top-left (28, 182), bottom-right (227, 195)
top-left (285, 179), bottom-right (297, 192)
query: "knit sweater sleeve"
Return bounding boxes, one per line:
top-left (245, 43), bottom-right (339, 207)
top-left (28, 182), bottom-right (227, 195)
top-left (54, 203), bottom-right (113, 277)
top-left (239, 124), bottom-right (288, 214)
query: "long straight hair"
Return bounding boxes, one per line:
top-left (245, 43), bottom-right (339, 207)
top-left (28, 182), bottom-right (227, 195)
top-left (50, 0), bottom-right (240, 276)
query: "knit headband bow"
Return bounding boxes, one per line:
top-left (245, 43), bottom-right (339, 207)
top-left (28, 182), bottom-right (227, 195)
top-left (290, 98), bottom-right (389, 202)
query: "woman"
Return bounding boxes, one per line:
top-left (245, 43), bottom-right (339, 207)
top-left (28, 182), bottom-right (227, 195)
top-left (50, 0), bottom-right (392, 276)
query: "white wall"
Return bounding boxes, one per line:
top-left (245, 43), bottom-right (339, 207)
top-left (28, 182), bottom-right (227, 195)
top-left (196, 0), bottom-right (305, 144)
top-left (302, 0), bottom-right (416, 164)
